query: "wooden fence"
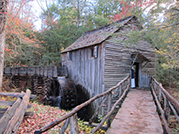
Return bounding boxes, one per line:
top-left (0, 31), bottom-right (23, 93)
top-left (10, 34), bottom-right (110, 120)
top-left (151, 77), bottom-right (179, 134)
top-left (34, 76), bottom-right (131, 134)
top-left (0, 89), bottom-right (35, 134)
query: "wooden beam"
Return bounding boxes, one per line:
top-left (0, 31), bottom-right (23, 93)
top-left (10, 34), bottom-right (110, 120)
top-left (107, 92), bottom-right (112, 128)
top-left (0, 92), bottom-right (36, 99)
top-left (3, 89), bottom-right (31, 134)
top-left (0, 101), bottom-right (14, 106)
top-left (0, 98), bottom-right (22, 133)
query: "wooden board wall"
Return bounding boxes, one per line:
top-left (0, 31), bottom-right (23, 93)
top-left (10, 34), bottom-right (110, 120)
top-left (104, 19), bottom-right (156, 89)
top-left (62, 17), bottom-right (156, 97)
top-left (62, 44), bottom-right (105, 99)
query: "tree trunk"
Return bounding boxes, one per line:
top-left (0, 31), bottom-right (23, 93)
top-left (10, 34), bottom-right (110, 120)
top-left (0, 0), bottom-right (8, 90)
top-left (0, 31), bottom-right (5, 90)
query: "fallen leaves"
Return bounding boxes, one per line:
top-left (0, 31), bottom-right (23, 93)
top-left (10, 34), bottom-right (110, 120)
top-left (17, 103), bottom-right (68, 134)
top-left (17, 103), bottom-right (101, 134)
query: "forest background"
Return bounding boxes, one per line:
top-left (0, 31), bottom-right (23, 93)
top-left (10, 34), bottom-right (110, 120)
top-left (1, 0), bottom-right (179, 89)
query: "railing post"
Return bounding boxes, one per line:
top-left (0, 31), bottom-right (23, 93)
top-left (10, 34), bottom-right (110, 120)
top-left (107, 92), bottom-right (112, 128)
top-left (158, 87), bottom-right (162, 102)
top-left (119, 84), bottom-right (122, 97)
top-left (70, 113), bottom-right (79, 134)
top-left (59, 118), bottom-right (70, 134)
top-left (165, 100), bottom-right (171, 123)
top-left (128, 77), bottom-right (130, 88)
top-left (154, 80), bottom-right (156, 91)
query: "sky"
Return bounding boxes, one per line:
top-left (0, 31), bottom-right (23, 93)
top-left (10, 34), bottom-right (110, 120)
top-left (30, 0), bottom-right (48, 30)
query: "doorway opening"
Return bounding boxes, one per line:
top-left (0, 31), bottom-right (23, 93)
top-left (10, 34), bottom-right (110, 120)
top-left (133, 63), bottom-right (139, 87)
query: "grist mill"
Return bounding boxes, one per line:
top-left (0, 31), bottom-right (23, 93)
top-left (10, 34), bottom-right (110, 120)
top-left (4, 16), bottom-right (156, 120)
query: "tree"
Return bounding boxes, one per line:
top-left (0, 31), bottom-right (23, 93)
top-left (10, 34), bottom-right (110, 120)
top-left (4, 0), bottom-right (42, 67)
top-left (155, 1), bottom-right (179, 88)
top-left (0, 0), bottom-right (8, 90)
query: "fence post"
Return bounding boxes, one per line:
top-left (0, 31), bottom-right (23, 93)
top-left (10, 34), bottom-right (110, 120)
top-left (119, 84), bottom-right (122, 97)
top-left (107, 92), bottom-right (112, 128)
top-left (158, 88), bottom-right (162, 102)
top-left (70, 113), bottom-right (79, 134)
top-left (59, 118), bottom-right (70, 134)
top-left (165, 100), bottom-right (171, 123)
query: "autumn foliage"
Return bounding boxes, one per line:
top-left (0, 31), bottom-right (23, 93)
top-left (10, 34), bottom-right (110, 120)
top-left (4, 0), bottom-right (41, 67)
top-left (112, 0), bottom-right (155, 21)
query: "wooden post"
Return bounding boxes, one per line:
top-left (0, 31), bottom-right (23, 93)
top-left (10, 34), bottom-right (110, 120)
top-left (119, 84), bottom-right (122, 97)
top-left (154, 80), bottom-right (156, 91)
top-left (0, 92), bottom-right (36, 99)
top-left (162, 92), bottom-right (167, 113)
top-left (158, 88), bottom-right (162, 102)
top-left (59, 118), bottom-right (70, 134)
top-left (128, 77), bottom-right (130, 87)
top-left (165, 101), bottom-right (171, 124)
top-left (107, 92), bottom-right (112, 128)
top-left (70, 114), bottom-right (79, 134)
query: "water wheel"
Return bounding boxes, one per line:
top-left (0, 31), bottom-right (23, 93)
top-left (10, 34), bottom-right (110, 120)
top-left (57, 77), bottom-right (78, 110)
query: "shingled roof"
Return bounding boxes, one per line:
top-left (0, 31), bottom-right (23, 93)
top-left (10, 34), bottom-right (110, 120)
top-left (62, 16), bottom-right (135, 53)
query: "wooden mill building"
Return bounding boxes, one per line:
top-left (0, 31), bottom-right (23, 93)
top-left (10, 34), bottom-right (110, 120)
top-left (61, 16), bottom-right (156, 99)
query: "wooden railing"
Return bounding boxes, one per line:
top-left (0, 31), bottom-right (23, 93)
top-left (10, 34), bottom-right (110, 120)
top-left (151, 77), bottom-right (179, 134)
top-left (4, 66), bottom-right (68, 77)
top-left (35, 76), bottom-right (131, 134)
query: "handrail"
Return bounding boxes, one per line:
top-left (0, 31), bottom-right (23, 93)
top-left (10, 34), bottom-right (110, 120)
top-left (152, 77), bottom-right (179, 110)
top-left (35, 75), bottom-right (130, 134)
top-left (151, 77), bottom-right (179, 134)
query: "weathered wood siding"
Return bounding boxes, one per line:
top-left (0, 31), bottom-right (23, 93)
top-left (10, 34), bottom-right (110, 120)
top-left (62, 44), bottom-right (105, 98)
top-left (104, 18), bottom-right (155, 90)
top-left (62, 17), bottom-right (156, 97)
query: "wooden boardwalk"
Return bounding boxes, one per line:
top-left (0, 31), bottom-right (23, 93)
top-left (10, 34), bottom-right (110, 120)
top-left (106, 89), bottom-right (163, 134)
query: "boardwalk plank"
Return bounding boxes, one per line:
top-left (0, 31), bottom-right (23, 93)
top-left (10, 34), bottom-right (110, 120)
top-left (106, 89), bottom-right (163, 134)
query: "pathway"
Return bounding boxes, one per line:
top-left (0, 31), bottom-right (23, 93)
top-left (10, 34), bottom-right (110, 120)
top-left (106, 89), bottom-right (163, 134)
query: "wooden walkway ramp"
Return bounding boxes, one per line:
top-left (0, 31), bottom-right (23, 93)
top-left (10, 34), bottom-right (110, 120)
top-left (106, 89), bottom-right (163, 134)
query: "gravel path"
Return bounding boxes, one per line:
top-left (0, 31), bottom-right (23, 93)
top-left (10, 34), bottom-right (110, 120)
top-left (106, 89), bottom-right (163, 134)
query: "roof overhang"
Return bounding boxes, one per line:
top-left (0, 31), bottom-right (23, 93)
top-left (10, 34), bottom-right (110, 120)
top-left (131, 52), bottom-right (151, 68)
top-left (131, 53), bottom-right (150, 62)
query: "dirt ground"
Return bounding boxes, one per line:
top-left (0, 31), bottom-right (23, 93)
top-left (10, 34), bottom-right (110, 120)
top-left (106, 89), bottom-right (163, 134)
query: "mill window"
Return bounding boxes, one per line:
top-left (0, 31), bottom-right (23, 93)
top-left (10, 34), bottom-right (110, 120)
top-left (67, 52), bottom-right (72, 61)
top-left (91, 46), bottom-right (98, 58)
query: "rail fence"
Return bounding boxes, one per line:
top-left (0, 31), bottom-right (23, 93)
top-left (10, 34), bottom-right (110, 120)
top-left (35, 76), bottom-right (131, 134)
top-left (0, 89), bottom-right (35, 133)
top-left (151, 77), bottom-right (179, 134)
